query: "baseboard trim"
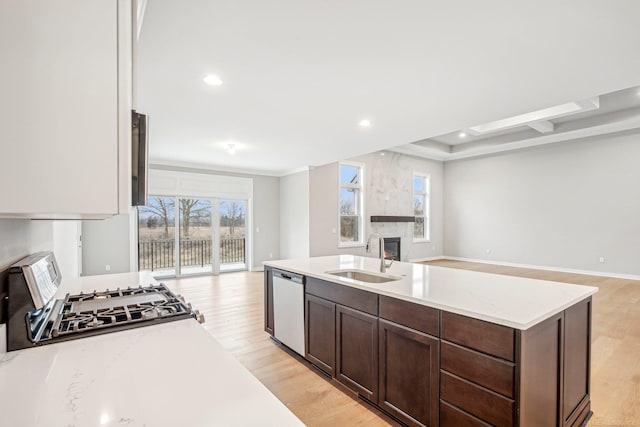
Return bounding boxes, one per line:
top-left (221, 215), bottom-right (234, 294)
top-left (429, 256), bottom-right (640, 281)
top-left (410, 256), bottom-right (447, 263)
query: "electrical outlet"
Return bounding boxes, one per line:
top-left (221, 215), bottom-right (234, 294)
top-left (486, 249), bottom-right (492, 255)
top-left (599, 257), bottom-right (605, 263)
top-left (269, 253), bottom-right (273, 259)
top-left (255, 227), bottom-right (260, 233)
top-left (105, 265), bottom-right (111, 271)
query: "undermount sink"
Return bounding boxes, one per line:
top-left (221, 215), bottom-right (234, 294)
top-left (325, 269), bottom-right (401, 283)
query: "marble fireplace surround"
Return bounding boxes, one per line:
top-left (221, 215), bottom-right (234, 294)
top-left (369, 221), bottom-right (415, 262)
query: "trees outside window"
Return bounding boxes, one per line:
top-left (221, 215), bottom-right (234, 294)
top-left (339, 161), bottom-right (364, 246)
top-left (413, 174), bottom-right (430, 241)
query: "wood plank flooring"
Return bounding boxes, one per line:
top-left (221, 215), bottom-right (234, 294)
top-left (165, 260), bottom-right (640, 426)
top-left (166, 272), bottom-right (398, 427)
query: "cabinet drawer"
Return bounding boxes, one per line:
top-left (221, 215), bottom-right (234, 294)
top-left (440, 400), bottom-right (492, 427)
top-left (441, 341), bottom-right (515, 398)
top-left (441, 312), bottom-right (515, 361)
top-left (441, 371), bottom-right (514, 427)
top-left (306, 277), bottom-right (378, 315)
top-left (379, 295), bottom-right (439, 336)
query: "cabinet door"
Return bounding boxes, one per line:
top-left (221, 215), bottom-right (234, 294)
top-left (379, 319), bottom-right (439, 427)
top-left (562, 298), bottom-right (592, 427)
top-left (336, 304), bottom-right (378, 401)
top-left (305, 294), bottom-right (335, 376)
top-left (264, 267), bottom-right (274, 335)
top-left (0, 0), bottom-right (123, 217)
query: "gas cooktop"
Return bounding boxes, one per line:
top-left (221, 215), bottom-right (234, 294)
top-left (6, 252), bottom-right (204, 351)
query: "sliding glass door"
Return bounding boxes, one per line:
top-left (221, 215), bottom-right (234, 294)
top-left (138, 196), bottom-right (247, 277)
top-left (137, 196), bottom-right (177, 276)
top-left (219, 199), bottom-right (247, 272)
top-left (179, 198), bottom-right (213, 275)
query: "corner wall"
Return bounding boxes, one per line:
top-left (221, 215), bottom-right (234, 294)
top-left (309, 152), bottom-right (444, 261)
top-left (82, 214), bottom-right (131, 276)
top-left (443, 130), bottom-right (640, 275)
top-left (279, 171), bottom-right (310, 259)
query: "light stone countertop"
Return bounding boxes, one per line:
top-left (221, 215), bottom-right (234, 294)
top-left (264, 255), bottom-right (598, 330)
top-left (0, 272), bottom-right (304, 427)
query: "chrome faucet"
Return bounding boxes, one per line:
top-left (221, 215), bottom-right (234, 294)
top-left (366, 233), bottom-right (393, 273)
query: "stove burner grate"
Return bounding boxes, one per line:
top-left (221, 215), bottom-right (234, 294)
top-left (50, 284), bottom-right (196, 338)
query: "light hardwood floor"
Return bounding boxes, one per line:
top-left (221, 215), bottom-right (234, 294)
top-left (166, 260), bottom-right (640, 426)
top-left (166, 272), bottom-right (398, 426)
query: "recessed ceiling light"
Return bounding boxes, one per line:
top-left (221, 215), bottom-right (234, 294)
top-left (359, 119), bottom-right (371, 127)
top-left (458, 132), bottom-right (467, 138)
top-left (203, 74), bottom-right (223, 86)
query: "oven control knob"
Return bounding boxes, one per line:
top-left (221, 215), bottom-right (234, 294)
top-left (195, 310), bottom-right (205, 324)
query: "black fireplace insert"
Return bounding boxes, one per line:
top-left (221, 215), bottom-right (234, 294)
top-left (383, 237), bottom-right (401, 261)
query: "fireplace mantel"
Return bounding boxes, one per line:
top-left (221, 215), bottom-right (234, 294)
top-left (371, 216), bottom-right (415, 223)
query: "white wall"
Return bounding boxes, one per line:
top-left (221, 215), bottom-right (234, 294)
top-left (443, 130), bottom-right (640, 275)
top-left (1, 219), bottom-right (80, 277)
top-left (309, 152), bottom-right (444, 261)
top-left (0, 220), bottom-right (32, 270)
top-left (29, 220), bottom-right (80, 279)
top-left (252, 174), bottom-right (280, 268)
top-left (53, 221), bottom-right (81, 279)
top-left (279, 171), bottom-right (310, 259)
top-left (82, 214), bottom-right (131, 276)
top-left (309, 162), bottom-right (339, 256)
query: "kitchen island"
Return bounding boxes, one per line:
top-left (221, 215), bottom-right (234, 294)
top-left (0, 272), bottom-right (303, 427)
top-left (264, 255), bottom-right (598, 427)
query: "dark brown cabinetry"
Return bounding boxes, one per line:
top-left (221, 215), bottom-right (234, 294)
top-left (519, 298), bottom-right (593, 427)
top-left (305, 277), bottom-right (378, 397)
top-left (264, 266), bottom-right (274, 335)
top-left (440, 298), bottom-right (593, 427)
top-left (305, 294), bottom-right (336, 375)
top-left (379, 319), bottom-right (439, 427)
top-left (378, 296), bottom-right (440, 427)
top-left (265, 269), bottom-right (593, 427)
top-left (336, 304), bottom-right (378, 401)
top-left (440, 312), bottom-right (517, 427)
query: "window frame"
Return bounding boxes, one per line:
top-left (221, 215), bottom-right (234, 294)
top-left (337, 160), bottom-right (365, 248)
top-left (412, 173), bottom-right (430, 242)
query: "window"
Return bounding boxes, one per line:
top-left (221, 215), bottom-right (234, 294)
top-left (339, 161), bottom-right (365, 246)
top-left (413, 174), bottom-right (430, 241)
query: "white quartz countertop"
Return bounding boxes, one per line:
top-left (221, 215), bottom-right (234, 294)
top-left (264, 255), bottom-right (598, 330)
top-left (0, 272), bottom-right (303, 427)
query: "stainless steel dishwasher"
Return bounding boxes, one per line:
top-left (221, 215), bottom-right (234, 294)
top-left (272, 269), bottom-right (305, 356)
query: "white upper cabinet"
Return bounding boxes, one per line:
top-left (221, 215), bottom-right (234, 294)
top-left (0, 0), bottom-right (133, 219)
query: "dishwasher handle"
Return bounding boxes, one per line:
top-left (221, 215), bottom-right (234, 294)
top-left (272, 269), bottom-right (304, 284)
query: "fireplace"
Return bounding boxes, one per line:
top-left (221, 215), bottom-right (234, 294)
top-left (383, 237), bottom-right (401, 261)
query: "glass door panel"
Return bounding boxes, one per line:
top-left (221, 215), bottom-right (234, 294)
top-left (137, 197), bottom-right (176, 277)
top-left (178, 198), bottom-right (213, 276)
top-left (219, 200), bottom-right (247, 271)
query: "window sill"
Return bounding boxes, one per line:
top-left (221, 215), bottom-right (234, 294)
top-left (412, 238), bottom-right (431, 244)
top-left (338, 242), bottom-right (365, 249)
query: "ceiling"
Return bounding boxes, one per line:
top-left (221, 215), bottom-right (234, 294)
top-left (138, 1), bottom-right (640, 176)
top-left (391, 86), bottom-right (640, 161)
